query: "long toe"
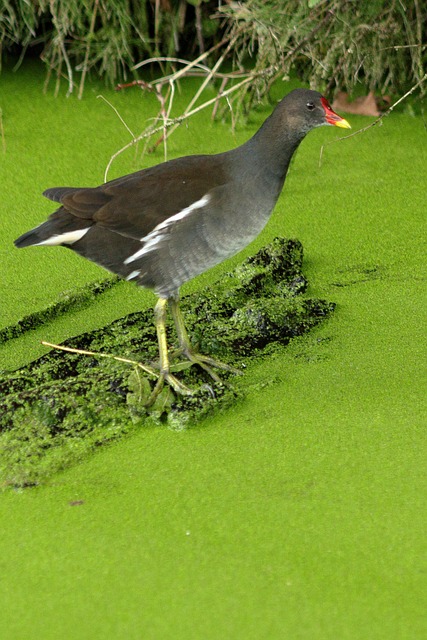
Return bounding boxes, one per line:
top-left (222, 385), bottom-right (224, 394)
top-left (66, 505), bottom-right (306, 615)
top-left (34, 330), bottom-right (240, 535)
top-left (193, 353), bottom-right (241, 375)
top-left (145, 371), bottom-right (194, 407)
top-left (164, 372), bottom-right (194, 396)
top-left (180, 349), bottom-right (242, 382)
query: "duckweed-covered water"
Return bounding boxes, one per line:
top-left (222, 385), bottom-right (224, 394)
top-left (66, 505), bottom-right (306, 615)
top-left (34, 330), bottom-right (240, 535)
top-left (0, 62), bottom-right (425, 640)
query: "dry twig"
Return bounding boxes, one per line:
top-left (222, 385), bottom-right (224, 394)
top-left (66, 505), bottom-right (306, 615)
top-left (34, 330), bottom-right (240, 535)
top-left (319, 73), bottom-right (427, 165)
top-left (41, 341), bottom-right (158, 378)
top-left (102, 47), bottom-right (267, 182)
top-left (78, 0), bottom-right (99, 100)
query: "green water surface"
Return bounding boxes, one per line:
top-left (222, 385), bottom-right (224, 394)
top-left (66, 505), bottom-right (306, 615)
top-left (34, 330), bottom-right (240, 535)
top-left (0, 62), bottom-right (425, 639)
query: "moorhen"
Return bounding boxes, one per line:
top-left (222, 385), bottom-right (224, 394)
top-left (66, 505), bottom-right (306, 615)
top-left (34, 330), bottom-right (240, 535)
top-left (15, 89), bottom-right (350, 400)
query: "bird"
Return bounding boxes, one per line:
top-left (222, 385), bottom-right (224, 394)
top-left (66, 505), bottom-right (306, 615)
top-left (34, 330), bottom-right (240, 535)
top-left (15, 88), bottom-right (350, 403)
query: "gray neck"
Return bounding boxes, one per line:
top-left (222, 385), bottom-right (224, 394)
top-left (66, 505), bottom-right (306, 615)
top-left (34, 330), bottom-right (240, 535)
top-left (236, 110), bottom-right (306, 185)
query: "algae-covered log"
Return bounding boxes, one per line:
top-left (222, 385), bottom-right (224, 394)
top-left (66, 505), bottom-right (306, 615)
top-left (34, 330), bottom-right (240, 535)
top-left (0, 238), bottom-right (334, 486)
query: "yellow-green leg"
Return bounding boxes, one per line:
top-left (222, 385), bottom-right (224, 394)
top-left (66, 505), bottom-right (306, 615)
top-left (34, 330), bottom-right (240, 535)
top-left (146, 297), bottom-right (193, 405)
top-left (169, 297), bottom-right (240, 382)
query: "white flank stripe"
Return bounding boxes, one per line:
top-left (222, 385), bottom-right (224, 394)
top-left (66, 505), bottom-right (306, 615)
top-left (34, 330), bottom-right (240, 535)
top-left (36, 228), bottom-right (90, 246)
top-left (126, 270), bottom-right (141, 281)
top-left (124, 194), bottom-right (211, 265)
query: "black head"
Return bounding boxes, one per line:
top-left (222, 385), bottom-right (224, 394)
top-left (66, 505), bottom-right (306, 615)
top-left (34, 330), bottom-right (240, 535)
top-left (278, 88), bottom-right (351, 135)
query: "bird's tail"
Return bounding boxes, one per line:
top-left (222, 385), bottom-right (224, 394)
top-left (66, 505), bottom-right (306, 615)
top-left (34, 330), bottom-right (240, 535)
top-left (14, 222), bottom-right (49, 248)
top-left (15, 210), bottom-right (90, 248)
top-left (15, 186), bottom-right (89, 248)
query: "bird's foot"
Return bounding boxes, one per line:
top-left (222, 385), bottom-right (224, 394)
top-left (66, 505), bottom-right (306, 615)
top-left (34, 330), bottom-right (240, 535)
top-left (172, 347), bottom-right (241, 383)
top-left (145, 369), bottom-right (194, 407)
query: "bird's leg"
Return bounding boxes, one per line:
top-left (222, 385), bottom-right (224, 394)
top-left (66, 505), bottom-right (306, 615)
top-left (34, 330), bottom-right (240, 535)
top-left (169, 297), bottom-right (240, 382)
top-left (146, 297), bottom-right (193, 405)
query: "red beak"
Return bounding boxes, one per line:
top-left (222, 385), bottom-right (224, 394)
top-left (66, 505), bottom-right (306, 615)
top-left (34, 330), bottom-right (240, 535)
top-left (321, 97), bottom-right (351, 129)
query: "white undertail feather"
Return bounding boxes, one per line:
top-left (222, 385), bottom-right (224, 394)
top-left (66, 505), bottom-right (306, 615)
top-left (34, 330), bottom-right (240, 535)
top-left (35, 228), bottom-right (90, 246)
top-left (124, 194), bottom-right (211, 265)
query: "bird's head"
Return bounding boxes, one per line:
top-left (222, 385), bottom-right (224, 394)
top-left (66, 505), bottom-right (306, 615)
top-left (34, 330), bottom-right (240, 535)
top-left (280, 89), bottom-right (351, 135)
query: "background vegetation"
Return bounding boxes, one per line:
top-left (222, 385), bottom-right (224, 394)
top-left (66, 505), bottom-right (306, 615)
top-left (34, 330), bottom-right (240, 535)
top-left (1, 0), bottom-right (426, 100)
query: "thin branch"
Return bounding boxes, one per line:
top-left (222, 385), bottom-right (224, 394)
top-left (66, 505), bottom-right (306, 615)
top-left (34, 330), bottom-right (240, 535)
top-left (103, 72), bottom-right (260, 181)
top-left (133, 30), bottom-right (244, 78)
top-left (49, 0), bottom-right (74, 96)
top-left (379, 43), bottom-right (427, 50)
top-left (149, 35), bottom-right (240, 152)
top-left (97, 94), bottom-right (135, 138)
top-left (195, 4), bottom-right (205, 54)
top-left (40, 52), bottom-right (79, 95)
top-left (41, 341), bottom-right (158, 378)
top-left (117, 58), bottom-right (249, 87)
top-left (154, 81), bottom-right (175, 161)
top-left (211, 76), bottom-right (229, 120)
top-left (78, 0), bottom-right (99, 100)
top-left (319, 73), bottom-right (427, 165)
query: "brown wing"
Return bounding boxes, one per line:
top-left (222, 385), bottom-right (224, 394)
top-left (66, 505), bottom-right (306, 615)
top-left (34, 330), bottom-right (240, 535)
top-left (44, 154), bottom-right (229, 241)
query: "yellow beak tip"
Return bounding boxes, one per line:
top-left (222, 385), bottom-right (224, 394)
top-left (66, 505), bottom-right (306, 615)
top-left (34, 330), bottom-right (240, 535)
top-left (335, 118), bottom-right (351, 130)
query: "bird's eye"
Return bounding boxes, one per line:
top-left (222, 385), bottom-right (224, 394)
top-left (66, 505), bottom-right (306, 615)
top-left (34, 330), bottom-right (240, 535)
top-left (306, 102), bottom-right (315, 111)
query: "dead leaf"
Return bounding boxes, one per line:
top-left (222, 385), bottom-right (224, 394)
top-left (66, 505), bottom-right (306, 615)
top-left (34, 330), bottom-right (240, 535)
top-left (332, 91), bottom-right (391, 117)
